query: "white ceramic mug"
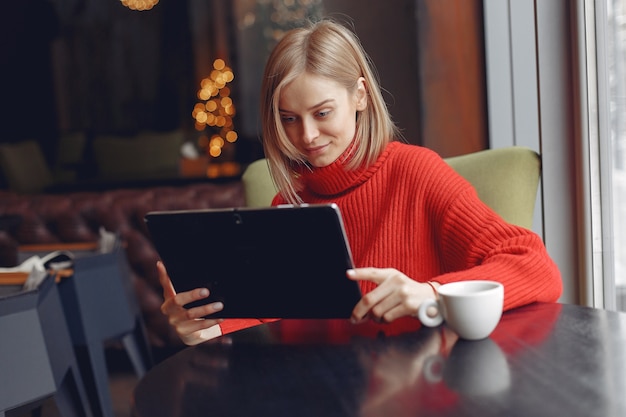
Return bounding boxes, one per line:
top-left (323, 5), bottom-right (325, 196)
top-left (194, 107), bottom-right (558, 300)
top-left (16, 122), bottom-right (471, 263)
top-left (417, 280), bottom-right (504, 340)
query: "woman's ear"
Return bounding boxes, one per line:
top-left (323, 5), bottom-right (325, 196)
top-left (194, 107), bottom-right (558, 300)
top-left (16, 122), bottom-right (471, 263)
top-left (355, 77), bottom-right (368, 111)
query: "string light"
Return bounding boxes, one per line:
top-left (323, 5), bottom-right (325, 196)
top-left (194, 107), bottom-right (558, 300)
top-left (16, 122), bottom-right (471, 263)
top-left (192, 59), bottom-right (238, 159)
top-left (120, 0), bottom-right (159, 11)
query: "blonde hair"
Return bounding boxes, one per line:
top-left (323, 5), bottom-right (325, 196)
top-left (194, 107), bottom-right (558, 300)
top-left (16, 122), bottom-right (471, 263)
top-left (260, 19), bottom-right (400, 204)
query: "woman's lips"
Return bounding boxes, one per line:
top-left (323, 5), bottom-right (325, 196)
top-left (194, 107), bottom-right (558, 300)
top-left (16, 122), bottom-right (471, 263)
top-left (305, 143), bottom-right (328, 156)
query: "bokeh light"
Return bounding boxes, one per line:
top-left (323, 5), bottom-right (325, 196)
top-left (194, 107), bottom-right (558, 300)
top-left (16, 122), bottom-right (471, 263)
top-left (192, 58), bottom-right (238, 159)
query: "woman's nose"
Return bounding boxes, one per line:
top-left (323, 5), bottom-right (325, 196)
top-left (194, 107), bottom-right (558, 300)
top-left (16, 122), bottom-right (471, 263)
top-left (301, 119), bottom-right (319, 144)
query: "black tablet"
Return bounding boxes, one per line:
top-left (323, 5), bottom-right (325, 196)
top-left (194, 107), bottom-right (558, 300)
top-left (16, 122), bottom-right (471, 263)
top-left (144, 203), bottom-right (361, 318)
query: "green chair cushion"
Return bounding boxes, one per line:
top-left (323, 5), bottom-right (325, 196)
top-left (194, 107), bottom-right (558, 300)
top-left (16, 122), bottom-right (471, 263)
top-left (0, 140), bottom-right (54, 193)
top-left (242, 158), bottom-right (278, 208)
top-left (444, 146), bottom-right (541, 229)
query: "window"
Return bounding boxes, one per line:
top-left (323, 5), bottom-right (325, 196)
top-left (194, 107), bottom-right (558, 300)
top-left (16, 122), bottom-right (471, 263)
top-left (603, 0), bottom-right (626, 310)
top-left (585, 0), bottom-right (625, 311)
top-left (483, 1), bottom-right (625, 307)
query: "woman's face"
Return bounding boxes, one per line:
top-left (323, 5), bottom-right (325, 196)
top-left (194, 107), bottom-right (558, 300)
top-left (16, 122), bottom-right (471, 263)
top-left (278, 72), bottom-right (367, 167)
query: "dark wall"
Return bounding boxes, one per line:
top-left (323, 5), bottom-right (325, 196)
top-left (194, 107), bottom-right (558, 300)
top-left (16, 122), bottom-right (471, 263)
top-left (1, 0), bottom-right (61, 166)
top-left (49, 0), bottom-right (194, 136)
top-left (0, 0), bottom-right (487, 173)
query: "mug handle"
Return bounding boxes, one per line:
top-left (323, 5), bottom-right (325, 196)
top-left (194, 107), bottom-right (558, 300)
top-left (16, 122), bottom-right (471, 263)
top-left (418, 298), bottom-right (444, 327)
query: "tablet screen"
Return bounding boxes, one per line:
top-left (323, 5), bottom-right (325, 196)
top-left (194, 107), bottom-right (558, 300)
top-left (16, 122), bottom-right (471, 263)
top-left (145, 204), bottom-right (361, 318)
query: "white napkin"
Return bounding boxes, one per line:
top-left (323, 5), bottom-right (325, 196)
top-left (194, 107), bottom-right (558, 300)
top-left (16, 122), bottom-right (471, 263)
top-left (0, 227), bottom-right (119, 291)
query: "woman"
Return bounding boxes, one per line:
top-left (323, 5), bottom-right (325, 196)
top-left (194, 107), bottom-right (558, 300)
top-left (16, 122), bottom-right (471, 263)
top-left (159, 19), bottom-right (562, 346)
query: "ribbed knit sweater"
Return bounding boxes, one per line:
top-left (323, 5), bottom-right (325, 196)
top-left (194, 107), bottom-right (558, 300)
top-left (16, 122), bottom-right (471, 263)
top-left (219, 141), bottom-right (562, 335)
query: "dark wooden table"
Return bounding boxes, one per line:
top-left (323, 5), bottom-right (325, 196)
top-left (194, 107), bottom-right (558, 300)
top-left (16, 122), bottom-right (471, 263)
top-left (133, 303), bottom-right (626, 417)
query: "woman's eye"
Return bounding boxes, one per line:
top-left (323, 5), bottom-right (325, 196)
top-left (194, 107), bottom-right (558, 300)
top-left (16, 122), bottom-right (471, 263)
top-left (318, 110), bottom-right (331, 118)
top-left (281, 115), bottom-right (296, 123)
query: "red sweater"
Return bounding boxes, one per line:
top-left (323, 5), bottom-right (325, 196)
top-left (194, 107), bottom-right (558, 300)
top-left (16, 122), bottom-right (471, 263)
top-left (219, 142), bottom-right (562, 334)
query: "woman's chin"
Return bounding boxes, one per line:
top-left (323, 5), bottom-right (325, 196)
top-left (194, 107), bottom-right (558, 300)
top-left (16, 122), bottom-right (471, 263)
top-left (306, 153), bottom-right (341, 168)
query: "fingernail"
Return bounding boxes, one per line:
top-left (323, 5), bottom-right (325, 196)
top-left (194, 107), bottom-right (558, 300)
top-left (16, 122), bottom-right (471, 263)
top-left (213, 302), bottom-right (224, 311)
top-left (199, 288), bottom-right (209, 297)
top-left (346, 269), bottom-right (355, 277)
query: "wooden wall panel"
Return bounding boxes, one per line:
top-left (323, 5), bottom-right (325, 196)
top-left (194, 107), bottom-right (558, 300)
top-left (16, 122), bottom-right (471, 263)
top-left (416, 0), bottom-right (488, 157)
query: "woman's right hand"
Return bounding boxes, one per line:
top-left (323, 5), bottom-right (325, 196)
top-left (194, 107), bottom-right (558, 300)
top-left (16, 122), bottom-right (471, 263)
top-left (157, 261), bottom-right (225, 346)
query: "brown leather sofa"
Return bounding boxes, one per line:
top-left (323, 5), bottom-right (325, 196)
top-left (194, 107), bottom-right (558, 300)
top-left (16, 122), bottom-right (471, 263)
top-left (0, 180), bottom-right (246, 348)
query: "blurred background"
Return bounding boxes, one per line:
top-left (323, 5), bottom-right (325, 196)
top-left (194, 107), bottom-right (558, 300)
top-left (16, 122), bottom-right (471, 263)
top-left (0, 0), bottom-right (487, 184)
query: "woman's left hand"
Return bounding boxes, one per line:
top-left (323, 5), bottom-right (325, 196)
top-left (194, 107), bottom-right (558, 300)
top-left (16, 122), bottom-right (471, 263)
top-left (347, 267), bottom-right (438, 324)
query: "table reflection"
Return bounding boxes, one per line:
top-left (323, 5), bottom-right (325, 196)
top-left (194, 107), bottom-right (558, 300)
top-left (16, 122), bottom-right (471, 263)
top-left (133, 302), bottom-right (626, 417)
top-left (136, 315), bottom-right (530, 417)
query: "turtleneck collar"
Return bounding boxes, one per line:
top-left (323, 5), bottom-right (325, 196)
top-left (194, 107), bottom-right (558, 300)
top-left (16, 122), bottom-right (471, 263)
top-left (298, 141), bottom-right (399, 197)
